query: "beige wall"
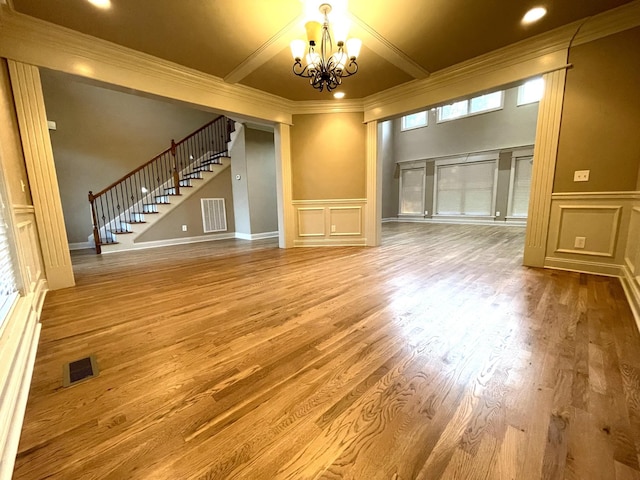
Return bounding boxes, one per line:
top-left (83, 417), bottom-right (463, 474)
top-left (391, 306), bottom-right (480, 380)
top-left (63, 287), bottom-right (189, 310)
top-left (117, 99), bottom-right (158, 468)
top-left (246, 128), bottom-right (278, 234)
top-left (554, 27), bottom-right (640, 193)
top-left (40, 70), bottom-right (219, 244)
top-left (0, 60), bottom-right (32, 207)
top-left (135, 168), bottom-right (235, 242)
top-left (291, 112), bottom-right (366, 200)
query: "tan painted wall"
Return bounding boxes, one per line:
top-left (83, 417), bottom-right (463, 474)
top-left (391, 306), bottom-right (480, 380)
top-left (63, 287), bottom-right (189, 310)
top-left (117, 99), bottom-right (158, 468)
top-left (554, 27), bottom-right (640, 193)
top-left (291, 112), bottom-right (366, 200)
top-left (0, 60), bottom-right (32, 206)
top-left (40, 70), bottom-right (219, 244)
top-left (135, 167), bottom-right (235, 242)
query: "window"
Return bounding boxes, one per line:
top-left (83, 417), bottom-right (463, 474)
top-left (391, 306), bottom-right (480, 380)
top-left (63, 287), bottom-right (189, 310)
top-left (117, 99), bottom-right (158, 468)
top-left (399, 166), bottom-right (425, 215)
top-left (517, 78), bottom-right (544, 105)
top-left (508, 151), bottom-right (534, 217)
top-left (469, 91), bottom-right (503, 114)
top-left (435, 157), bottom-right (497, 216)
top-left (401, 111), bottom-right (428, 131)
top-left (437, 90), bottom-right (504, 122)
top-left (0, 186), bottom-right (18, 329)
top-left (437, 100), bottom-right (468, 122)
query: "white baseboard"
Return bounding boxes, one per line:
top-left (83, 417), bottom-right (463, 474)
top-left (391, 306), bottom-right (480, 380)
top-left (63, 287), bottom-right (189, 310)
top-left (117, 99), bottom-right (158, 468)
top-left (235, 231), bottom-right (279, 241)
top-left (68, 241), bottom-right (92, 251)
top-left (101, 232), bottom-right (237, 253)
top-left (620, 265), bottom-right (640, 334)
top-left (383, 217), bottom-right (526, 227)
top-left (544, 256), bottom-right (624, 277)
top-left (294, 238), bottom-right (367, 247)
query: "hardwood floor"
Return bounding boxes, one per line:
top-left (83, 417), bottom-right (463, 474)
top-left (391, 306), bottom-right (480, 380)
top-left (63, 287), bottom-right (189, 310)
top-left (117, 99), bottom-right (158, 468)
top-left (13, 223), bottom-right (640, 479)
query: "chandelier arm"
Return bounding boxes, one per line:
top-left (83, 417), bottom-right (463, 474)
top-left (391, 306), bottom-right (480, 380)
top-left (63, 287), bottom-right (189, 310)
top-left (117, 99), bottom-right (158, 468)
top-left (293, 60), bottom-right (315, 78)
top-left (339, 60), bottom-right (359, 78)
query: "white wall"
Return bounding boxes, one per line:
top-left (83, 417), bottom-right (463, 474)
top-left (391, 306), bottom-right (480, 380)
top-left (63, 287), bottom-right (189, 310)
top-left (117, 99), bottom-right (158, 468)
top-left (383, 85), bottom-right (539, 220)
top-left (393, 86), bottom-right (539, 162)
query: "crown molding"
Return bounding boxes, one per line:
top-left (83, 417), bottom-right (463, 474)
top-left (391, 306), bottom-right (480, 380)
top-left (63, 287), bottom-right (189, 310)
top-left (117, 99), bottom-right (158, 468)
top-left (224, 14), bottom-right (304, 85)
top-left (573, 0), bottom-right (640, 47)
top-left (361, 21), bottom-right (580, 122)
top-left (292, 99), bottom-right (365, 115)
top-left (349, 12), bottom-right (430, 80)
top-left (0, 6), bottom-right (294, 124)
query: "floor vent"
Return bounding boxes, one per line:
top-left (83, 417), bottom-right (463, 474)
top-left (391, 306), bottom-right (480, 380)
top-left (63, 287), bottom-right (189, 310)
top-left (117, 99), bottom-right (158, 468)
top-left (63, 355), bottom-right (99, 387)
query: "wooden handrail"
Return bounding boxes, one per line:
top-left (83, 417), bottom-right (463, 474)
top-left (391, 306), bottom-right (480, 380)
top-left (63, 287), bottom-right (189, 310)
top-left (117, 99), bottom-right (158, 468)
top-left (92, 115), bottom-right (224, 198)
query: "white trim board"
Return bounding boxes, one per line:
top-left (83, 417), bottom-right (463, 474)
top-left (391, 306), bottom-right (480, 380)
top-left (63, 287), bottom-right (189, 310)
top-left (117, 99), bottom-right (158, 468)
top-left (68, 242), bottom-right (92, 251)
top-left (383, 217), bottom-right (527, 227)
top-left (621, 265), bottom-right (640, 334)
top-left (235, 231), bottom-right (279, 241)
top-left (100, 232), bottom-right (237, 254)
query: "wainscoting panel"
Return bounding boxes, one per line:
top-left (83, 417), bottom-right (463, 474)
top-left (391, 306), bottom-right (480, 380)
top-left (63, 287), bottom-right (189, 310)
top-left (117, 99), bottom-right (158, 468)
top-left (329, 207), bottom-right (362, 237)
top-left (554, 206), bottom-right (621, 257)
top-left (625, 207), bottom-right (640, 276)
top-left (297, 208), bottom-right (325, 237)
top-left (293, 199), bottom-right (366, 246)
top-left (545, 193), bottom-right (637, 276)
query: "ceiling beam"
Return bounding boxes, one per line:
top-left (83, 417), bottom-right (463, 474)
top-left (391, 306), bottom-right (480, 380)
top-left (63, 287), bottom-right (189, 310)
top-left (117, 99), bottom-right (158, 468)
top-left (349, 13), bottom-right (430, 80)
top-left (224, 14), bottom-right (304, 85)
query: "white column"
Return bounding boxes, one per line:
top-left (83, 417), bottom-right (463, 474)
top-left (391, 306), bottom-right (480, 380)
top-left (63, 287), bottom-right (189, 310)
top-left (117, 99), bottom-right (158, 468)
top-left (274, 123), bottom-right (294, 248)
top-left (8, 60), bottom-right (74, 289)
top-left (523, 69), bottom-right (567, 267)
top-left (365, 120), bottom-right (381, 246)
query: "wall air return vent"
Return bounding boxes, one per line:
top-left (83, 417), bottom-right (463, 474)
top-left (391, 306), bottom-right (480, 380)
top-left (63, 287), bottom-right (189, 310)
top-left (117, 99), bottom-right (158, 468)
top-left (201, 198), bottom-right (227, 233)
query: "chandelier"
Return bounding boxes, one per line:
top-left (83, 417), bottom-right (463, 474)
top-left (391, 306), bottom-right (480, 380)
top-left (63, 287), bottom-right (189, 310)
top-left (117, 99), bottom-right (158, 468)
top-left (290, 3), bottom-right (362, 92)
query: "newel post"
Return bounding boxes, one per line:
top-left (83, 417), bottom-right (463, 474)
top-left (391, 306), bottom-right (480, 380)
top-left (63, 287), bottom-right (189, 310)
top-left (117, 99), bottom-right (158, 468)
top-left (88, 191), bottom-right (101, 254)
top-left (170, 139), bottom-right (180, 195)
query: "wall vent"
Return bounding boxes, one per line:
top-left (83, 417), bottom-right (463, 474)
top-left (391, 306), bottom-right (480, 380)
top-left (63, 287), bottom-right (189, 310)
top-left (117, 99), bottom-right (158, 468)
top-left (201, 198), bottom-right (227, 233)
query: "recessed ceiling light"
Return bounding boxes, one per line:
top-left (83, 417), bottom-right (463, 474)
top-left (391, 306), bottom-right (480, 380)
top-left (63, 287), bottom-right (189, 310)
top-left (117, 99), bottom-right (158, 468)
top-left (88, 0), bottom-right (112, 9)
top-left (522, 7), bottom-right (547, 24)
top-left (334, 92), bottom-right (346, 99)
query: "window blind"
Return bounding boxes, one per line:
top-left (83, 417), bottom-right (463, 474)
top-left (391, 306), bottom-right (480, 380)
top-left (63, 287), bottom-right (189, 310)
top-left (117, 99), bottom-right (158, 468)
top-left (400, 168), bottom-right (425, 214)
top-left (0, 188), bottom-right (18, 328)
top-left (510, 156), bottom-right (533, 217)
top-left (436, 161), bottom-right (495, 215)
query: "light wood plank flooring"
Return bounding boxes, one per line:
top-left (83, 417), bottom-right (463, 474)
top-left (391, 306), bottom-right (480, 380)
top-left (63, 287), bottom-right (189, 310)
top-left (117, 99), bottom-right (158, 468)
top-left (13, 223), bottom-right (640, 479)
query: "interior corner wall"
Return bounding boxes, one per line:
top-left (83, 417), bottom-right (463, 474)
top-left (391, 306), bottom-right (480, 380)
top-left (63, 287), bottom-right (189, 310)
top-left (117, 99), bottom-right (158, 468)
top-left (39, 70), bottom-right (219, 244)
top-left (245, 128), bottom-right (278, 234)
top-left (291, 112), bottom-right (366, 200)
top-left (135, 167), bottom-right (235, 243)
top-left (0, 59), bottom-right (32, 207)
top-left (554, 27), bottom-right (640, 193)
top-left (230, 126), bottom-right (250, 235)
top-left (380, 120), bottom-right (398, 219)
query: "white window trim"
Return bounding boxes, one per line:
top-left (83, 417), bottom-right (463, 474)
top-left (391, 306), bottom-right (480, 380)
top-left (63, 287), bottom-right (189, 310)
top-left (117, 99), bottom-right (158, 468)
top-left (517, 78), bottom-right (544, 106)
top-left (401, 111), bottom-right (428, 131)
top-left (432, 153), bottom-right (499, 217)
top-left (436, 91), bottom-right (504, 124)
top-left (398, 162), bottom-right (426, 216)
top-left (506, 147), bottom-right (534, 219)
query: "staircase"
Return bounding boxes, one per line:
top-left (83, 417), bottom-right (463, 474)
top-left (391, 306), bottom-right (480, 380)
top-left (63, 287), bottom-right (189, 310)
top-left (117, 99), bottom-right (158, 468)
top-left (88, 116), bottom-right (235, 254)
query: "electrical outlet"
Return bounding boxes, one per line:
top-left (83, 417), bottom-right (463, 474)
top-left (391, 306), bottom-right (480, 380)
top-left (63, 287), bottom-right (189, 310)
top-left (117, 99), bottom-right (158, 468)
top-left (424, 210), bottom-right (429, 216)
top-left (574, 170), bottom-right (590, 182)
top-left (331, 225), bottom-right (336, 233)
top-left (181, 225), bottom-right (188, 232)
top-left (495, 211), bottom-right (501, 217)
top-left (574, 236), bottom-right (586, 249)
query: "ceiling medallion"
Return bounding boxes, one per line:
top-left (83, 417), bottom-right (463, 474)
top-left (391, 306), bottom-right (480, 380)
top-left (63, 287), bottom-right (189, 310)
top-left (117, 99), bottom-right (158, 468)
top-left (290, 3), bottom-right (362, 92)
